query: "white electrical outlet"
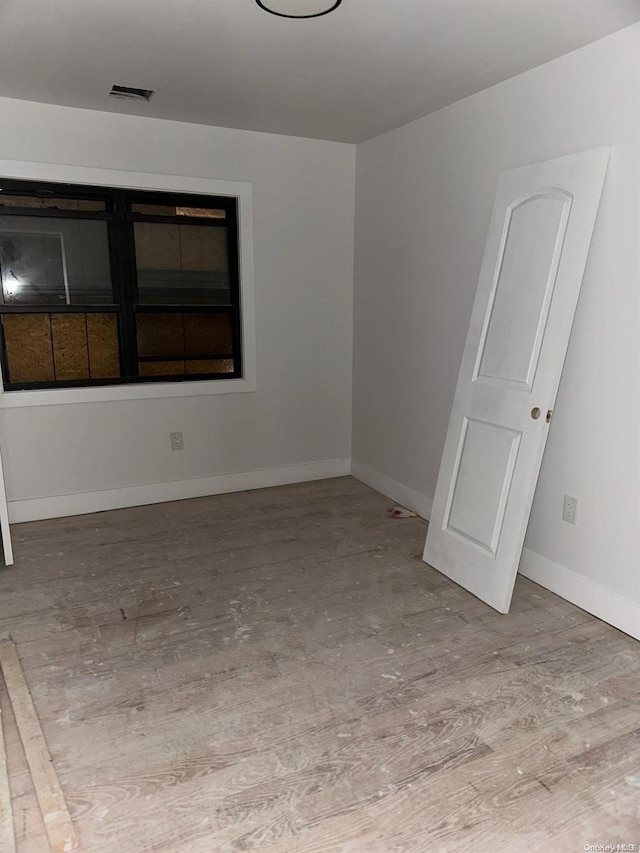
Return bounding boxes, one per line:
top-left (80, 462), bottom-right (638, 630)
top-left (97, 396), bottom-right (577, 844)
top-left (562, 494), bottom-right (578, 525)
top-left (170, 431), bottom-right (184, 451)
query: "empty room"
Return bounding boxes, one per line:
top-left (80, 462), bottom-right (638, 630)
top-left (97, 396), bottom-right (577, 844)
top-left (0, 1), bottom-right (638, 851)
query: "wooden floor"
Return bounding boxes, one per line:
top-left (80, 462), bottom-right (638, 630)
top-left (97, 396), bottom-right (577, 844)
top-left (0, 477), bottom-right (638, 852)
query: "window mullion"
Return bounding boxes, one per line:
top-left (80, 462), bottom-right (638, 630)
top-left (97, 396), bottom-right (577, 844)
top-left (111, 192), bottom-right (139, 379)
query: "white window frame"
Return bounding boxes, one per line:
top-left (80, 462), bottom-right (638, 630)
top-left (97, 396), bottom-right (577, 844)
top-left (0, 159), bottom-right (257, 408)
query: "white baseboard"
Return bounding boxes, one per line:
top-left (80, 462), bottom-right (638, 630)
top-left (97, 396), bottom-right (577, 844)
top-left (351, 462), bottom-right (638, 640)
top-left (519, 548), bottom-right (640, 642)
top-left (8, 458), bottom-right (351, 524)
top-left (350, 460), bottom-right (433, 521)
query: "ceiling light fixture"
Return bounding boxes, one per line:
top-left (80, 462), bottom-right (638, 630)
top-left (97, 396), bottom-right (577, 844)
top-left (255, 0), bottom-right (342, 19)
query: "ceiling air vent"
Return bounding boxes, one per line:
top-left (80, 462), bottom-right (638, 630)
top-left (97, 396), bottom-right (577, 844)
top-left (109, 84), bottom-right (155, 102)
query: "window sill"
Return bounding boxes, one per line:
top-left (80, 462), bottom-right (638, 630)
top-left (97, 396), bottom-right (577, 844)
top-left (0, 376), bottom-right (257, 408)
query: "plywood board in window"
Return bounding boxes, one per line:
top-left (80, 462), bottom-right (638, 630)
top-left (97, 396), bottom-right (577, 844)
top-left (186, 359), bottom-right (234, 374)
top-left (131, 204), bottom-right (176, 216)
top-left (51, 314), bottom-right (90, 380)
top-left (184, 313), bottom-right (232, 355)
top-left (77, 200), bottom-right (106, 212)
top-left (179, 226), bottom-right (228, 271)
top-left (0, 197), bottom-right (103, 211)
top-left (0, 196), bottom-right (46, 208)
top-left (136, 313), bottom-right (184, 358)
top-left (43, 199), bottom-right (78, 211)
top-left (2, 314), bottom-right (54, 383)
top-left (177, 207), bottom-right (225, 219)
top-left (134, 223), bottom-right (180, 270)
top-left (139, 361), bottom-right (184, 376)
top-left (87, 314), bottom-right (120, 378)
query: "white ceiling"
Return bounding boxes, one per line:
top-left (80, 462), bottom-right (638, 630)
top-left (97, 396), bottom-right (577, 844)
top-left (1, 0), bottom-right (639, 143)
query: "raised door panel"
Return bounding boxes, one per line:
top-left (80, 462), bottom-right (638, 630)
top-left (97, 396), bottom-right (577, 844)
top-left (475, 192), bottom-right (572, 390)
top-left (444, 417), bottom-right (521, 556)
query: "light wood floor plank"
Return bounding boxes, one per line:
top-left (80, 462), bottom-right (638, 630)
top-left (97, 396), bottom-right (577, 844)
top-left (0, 640), bottom-right (78, 853)
top-left (0, 697), bottom-right (17, 853)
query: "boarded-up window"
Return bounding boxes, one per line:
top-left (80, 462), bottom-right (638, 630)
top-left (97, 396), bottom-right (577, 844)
top-left (0, 180), bottom-right (240, 388)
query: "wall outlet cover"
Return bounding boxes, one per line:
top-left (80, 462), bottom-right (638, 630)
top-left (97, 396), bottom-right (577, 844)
top-left (170, 431), bottom-right (184, 451)
top-left (562, 494), bottom-right (578, 525)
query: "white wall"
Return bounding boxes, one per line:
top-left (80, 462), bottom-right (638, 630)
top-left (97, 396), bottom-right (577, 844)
top-left (353, 25), bottom-right (640, 634)
top-left (0, 99), bottom-right (356, 517)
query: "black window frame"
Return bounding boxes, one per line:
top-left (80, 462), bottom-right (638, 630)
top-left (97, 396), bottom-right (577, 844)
top-left (0, 178), bottom-right (242, 391)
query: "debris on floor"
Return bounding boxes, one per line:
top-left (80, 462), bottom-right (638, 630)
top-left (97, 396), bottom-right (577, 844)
top-left (386, 506), bottom-right (418, 519)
